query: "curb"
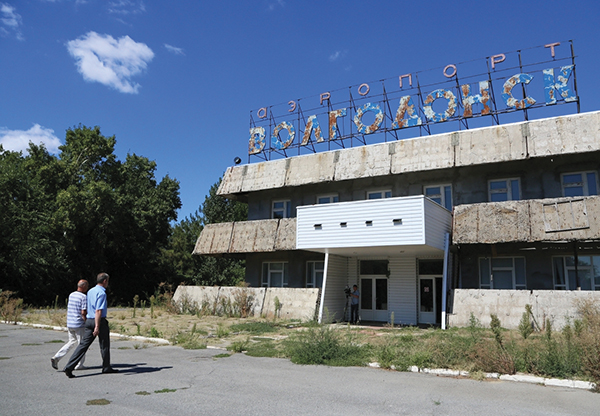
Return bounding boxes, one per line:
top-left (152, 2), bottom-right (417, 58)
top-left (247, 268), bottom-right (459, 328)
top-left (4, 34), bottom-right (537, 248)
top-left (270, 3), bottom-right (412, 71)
top-left (15, 321), bottom-right (171, 345)
top-left (367, 362), bottom-right (597, 391)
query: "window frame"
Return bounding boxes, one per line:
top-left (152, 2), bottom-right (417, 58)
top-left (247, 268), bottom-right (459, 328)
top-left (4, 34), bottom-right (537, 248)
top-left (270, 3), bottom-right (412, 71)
top-left (261, 262), bottom-right (289, 287)
top-left (561, 171), bottom-right (598, 197)
top-left (306, 260), bottom-right (325, 288)
top-left (316, 194), bottom-right (339, 204)
top-left (488, 178), bottom-right (521, 202)
top-left (367, 189), bottom-right (392, 200)
top-left (478, 257), bottom-right (526, 290)
top-left (271, 200), bottom-right (291, 219)
top-left (552, 255), bottom-right (600, 291)
top-left (423, 184), bottom-right (453, 210)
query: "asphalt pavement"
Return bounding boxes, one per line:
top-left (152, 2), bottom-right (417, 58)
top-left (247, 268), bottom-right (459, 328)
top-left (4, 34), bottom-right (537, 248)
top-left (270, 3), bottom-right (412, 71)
top-left (1, 323), bottom-right (599, 416)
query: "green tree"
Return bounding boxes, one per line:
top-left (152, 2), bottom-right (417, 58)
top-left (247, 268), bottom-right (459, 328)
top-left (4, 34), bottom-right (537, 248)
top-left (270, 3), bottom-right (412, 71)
top-left (0, 125), bottom-right (181, 304)
top-left (166, 177), bottom-right (247, 286)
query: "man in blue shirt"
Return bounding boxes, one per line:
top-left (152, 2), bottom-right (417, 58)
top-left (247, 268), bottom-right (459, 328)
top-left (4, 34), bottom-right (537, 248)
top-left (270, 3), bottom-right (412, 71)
top-left (63, 272), bottom-right (118, 378)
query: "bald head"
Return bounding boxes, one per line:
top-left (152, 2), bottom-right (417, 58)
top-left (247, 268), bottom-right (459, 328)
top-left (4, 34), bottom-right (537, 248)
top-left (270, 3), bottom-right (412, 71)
top-left (77, 280), bottom-right (89, 293)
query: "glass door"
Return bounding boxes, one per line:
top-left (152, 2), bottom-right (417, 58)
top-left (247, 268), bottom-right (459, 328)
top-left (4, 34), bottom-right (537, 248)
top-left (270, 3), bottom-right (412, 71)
top-left (360, 277), bottom-right (388, 322)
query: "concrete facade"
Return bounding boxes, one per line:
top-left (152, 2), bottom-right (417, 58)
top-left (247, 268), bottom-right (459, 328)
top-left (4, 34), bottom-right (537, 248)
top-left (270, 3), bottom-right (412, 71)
top-left (193, 110), bottom-right (600, 328)
top-left (448, 289), bottom-right (600, 329)
top-left (173, 285), bottom-right (320, 321)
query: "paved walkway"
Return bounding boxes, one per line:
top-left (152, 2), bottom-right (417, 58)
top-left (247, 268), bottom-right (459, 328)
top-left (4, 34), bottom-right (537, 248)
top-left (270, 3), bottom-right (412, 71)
top-left (1, 323), bottom-right (599, 416)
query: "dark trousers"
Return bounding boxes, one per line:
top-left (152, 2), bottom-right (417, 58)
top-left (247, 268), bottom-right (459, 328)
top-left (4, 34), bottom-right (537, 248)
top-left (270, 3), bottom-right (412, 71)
top-left (63, 318), bottom-right (111, 372)
top-left (350, 304), bottom-right (359, 323)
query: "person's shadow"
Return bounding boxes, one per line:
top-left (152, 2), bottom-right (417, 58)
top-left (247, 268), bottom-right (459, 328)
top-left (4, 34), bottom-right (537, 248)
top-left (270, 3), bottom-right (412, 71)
top-left (72, 363), bottom-right (172, 377)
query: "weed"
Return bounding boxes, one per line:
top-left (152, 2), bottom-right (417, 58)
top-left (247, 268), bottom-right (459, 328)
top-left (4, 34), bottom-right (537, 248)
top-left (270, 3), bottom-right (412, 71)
top-left (0, 357), bottom-right (10, 360)
top-left (230, 321), bottom-right (277, 335)
top-left (232, 284), bottom-right (255, 318)
top-left (154, 388), bottom-right (176, 393)
top-left (45, 340), bottom-right (63, 343)
top-left (149, 327), bottom-right (161, 338)
top-left (170, 332), bottom-right (207, 349)
top-left (132, 295), bottom-right (139, 318)
top-left (284, 325), bottom-right (367, 366)
top-left (86, 399), bottom-right (110, 405)
top-left (213, 353), bottom-right (232, 358)
top-left (518, 305), bottom-right (534, 340)
top-left (216, 323), bottom-right (229, 338)
top-left (0, 291), bottom-right (23, 324)
top-left (274, 296), bottom-right (282, 320)
top-left (245, 339), bottom-right (281, 358)
top-left (135, 391), bottom-right (151, 396)
top-left (228, 337), bottom-right (250, 353)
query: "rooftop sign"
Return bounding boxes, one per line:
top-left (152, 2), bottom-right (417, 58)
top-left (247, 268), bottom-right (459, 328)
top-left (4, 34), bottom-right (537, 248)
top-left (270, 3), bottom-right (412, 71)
top-left (248, 41), bottom-right (578, 160)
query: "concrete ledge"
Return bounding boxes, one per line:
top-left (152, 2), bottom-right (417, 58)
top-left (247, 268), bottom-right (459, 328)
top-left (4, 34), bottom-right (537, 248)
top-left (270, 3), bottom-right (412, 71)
top-left (15, 322), bottom-right (171, 344)
top-left (448, 289), bottom-right (600, 329)
top-left (218, 111), bottom-right (600, 197)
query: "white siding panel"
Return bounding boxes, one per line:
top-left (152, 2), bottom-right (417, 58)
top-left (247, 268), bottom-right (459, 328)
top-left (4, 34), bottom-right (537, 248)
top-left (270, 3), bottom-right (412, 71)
top-left (298, 196), bottom-right (433, 250)
top-left (322, 254), bottom-right (349, 322)
top-left (388, 257), bottom-right (418, 325)
top-left (424, 201), bottom-right (453, 251)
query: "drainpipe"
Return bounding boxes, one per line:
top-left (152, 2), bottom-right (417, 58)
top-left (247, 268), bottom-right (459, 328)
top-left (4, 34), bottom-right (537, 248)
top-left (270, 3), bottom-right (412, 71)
top-left (441, 233), bottom-right (450, 330)
top-left (318, 252), bottom-right (330, 324)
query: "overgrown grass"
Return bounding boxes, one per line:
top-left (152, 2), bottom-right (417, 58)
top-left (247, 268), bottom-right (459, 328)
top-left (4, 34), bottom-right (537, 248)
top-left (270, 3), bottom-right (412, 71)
top-left (230, 321), bottom-right (279, 334)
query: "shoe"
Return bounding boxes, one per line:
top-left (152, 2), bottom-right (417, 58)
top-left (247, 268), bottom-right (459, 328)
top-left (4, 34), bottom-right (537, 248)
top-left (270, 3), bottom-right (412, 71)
top-left (102, 368), bottom-right (119, 374)
top-left (74, 365), bottom-right (87, 371)
top-left (64, 369), bottom-right (75, 378)
top-left (51, 358), bottom-right (58, 370)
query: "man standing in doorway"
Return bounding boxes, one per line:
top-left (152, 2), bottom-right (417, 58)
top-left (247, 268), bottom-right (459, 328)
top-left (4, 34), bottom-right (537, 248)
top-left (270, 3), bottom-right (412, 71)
top-left (350, 284), bottom-right (359, 324)
top-left (51, 280), bottom-right (89, 371)
top-left (63, 272), bottom-right (118, 378)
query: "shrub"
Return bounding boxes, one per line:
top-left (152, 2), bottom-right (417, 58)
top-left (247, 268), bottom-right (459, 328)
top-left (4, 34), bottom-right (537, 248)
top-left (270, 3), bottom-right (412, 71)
top-left (284, 325), bottom-right (367, 366)
top-left (0, 291), bottom-right (23, 324)
top-left (232, 285), bottom-right (254, 318)
top-left (518, 305), bottom-right (534, 340)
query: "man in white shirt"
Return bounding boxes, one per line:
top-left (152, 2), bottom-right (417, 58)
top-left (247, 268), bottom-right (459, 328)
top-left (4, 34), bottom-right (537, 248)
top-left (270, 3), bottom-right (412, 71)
top-left (51, 280), bottom-right (88, 370)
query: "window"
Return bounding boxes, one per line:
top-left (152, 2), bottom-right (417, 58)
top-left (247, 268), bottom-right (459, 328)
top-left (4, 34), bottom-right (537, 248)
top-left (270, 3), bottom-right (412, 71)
top-left (479, 257), bottom-right (526, 289)
top-left (262, 262), bottom-right (289, 287)
top-left (553, 256), bottom-right (600, 291)
top-left (424, 184), bottom-right (452, 210)
top-left (360, 260), bottom-right (389, 275)
top-left (317, 194), bottom-right (339, 204)
top-left (306, 261), bottom-right (324, 288)
top-left (561, 171), bottom-right (598, 197)
top-left (367, 190), bottom-right (392, 199)
top-left (489, 178), bottom-right (520, 202)
top-left (272, 200), bottom-right (291, 219)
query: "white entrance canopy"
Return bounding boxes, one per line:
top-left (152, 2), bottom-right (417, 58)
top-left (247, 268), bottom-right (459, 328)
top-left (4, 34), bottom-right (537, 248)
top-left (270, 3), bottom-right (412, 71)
top-left (296, 195), bottom-right (452, 257)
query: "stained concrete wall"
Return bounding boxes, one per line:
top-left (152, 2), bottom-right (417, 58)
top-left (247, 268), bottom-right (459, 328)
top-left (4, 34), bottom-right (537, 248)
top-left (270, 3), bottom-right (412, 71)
top-left (193, 218), bottom-right (296, 255)
top-left (219, 111), bottom-right (600, 198)
top-left (453, 196), bottom-right (600, 244)
top-left (448, 289), bottom-right (600, 330)
top-left (172, 285), bottom-right (320, 321)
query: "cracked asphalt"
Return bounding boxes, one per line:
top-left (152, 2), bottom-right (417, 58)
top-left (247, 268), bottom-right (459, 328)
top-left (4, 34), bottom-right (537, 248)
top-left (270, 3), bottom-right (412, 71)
top-left (1, 323), bottom-right (599, 415)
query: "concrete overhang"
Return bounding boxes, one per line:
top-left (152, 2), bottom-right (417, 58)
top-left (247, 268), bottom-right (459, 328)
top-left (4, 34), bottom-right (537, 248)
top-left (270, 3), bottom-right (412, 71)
top-left (453, 195), bottom-right (600, 244)
top-left (218, 110), bottom-right (600, 198)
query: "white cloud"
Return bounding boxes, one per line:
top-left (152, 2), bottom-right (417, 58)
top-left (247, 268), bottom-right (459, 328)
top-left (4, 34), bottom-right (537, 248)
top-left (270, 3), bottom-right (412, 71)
top-left (267, 0), bottom-right (285, 11)
top-left (329, 50), bottom-right (348, 63)
top-left (108, 0), bottom-right (145, 15)
top-left (0, 124), bottom-right (62, 155)
top-left (0, 3), bottom-right (24, 41)
top-left (66, 31), bottom-right (154, 94)
top-left (164, 43), bottom-right (184, 55)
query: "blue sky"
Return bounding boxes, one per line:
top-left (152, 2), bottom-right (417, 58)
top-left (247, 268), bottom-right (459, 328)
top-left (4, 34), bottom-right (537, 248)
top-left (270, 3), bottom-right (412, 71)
top-left (1, 0), bottom-right (600, 221)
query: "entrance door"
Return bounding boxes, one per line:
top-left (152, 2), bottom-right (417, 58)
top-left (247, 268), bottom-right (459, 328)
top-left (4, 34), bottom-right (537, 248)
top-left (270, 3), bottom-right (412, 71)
top-left (419, 276), bottom-right (442, 325)
top-left (360, 277), bottom-right (388, 322)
